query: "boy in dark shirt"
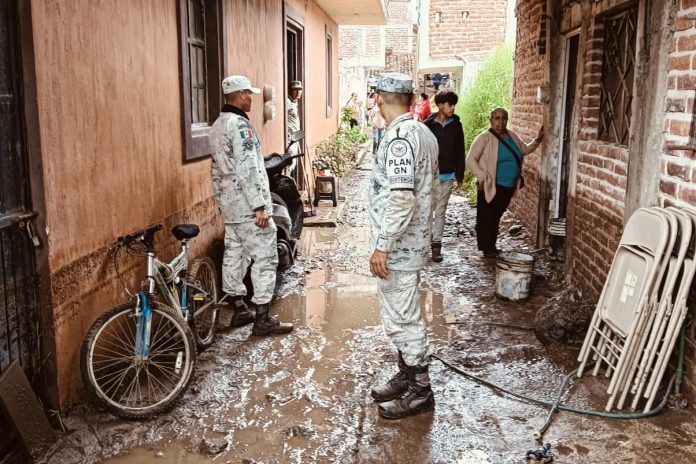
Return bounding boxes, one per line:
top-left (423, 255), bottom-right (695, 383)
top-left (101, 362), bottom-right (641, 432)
top-left (423, 90), bottom-right (465, 262)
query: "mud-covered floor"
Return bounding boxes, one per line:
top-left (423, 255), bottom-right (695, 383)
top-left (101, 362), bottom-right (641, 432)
top-left (40, 156), bottom-right (696, 464)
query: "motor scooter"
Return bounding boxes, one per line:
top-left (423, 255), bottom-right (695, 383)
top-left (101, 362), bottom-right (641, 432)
top-left (264, 130), bottom-right (305, 271)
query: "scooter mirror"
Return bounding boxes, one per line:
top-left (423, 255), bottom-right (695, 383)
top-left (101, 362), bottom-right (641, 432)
top-left (290, 130), bottom-right (305, 143)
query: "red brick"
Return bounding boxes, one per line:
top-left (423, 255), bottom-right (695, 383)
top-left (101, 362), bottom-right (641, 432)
top-left (669, 55), bottom-right (692, 71)
top-left (679, 184), bottom-right (696, 204)
top-left (667, 161), bottom-right (691, 181)
top-left (670, 119), bottom-right (693, 137)
top-left (661, 178), bottom-right (678, 196)
top-left (678, 33), bottom-right (696, 52)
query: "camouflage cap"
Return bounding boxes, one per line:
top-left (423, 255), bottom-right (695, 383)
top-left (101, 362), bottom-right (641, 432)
top-left (376, 72), bottom-right (413, 94)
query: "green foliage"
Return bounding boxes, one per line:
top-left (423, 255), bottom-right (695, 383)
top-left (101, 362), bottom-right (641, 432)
top-left (455, 44), bottom-right (514, 204)
top-left (313, 126), bottom-right (367, 176)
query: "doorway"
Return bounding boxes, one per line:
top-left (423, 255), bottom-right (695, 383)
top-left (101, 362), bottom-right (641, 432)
top-left (555, 33), bottom-right (580, 218)
top-left (285, 16), bottom-right (305, 187)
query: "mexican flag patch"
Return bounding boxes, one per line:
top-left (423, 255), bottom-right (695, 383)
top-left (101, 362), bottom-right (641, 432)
top-left (240, 129), bottom-right (253, 139)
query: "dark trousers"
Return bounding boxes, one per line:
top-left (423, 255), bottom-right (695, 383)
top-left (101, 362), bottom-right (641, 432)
top-left (349, 118), bottom-right (358, 128)
top-left (475, 185), bottom-right (516, 253)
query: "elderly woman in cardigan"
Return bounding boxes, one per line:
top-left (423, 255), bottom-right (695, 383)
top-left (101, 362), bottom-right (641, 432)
top-left (465, 107), bottom-right (544, 258)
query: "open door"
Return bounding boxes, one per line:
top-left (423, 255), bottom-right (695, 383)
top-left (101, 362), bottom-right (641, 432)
top-left (285, 11), bottom-right (305, 188)
top-left (555, 33), bottom-right (580, 218)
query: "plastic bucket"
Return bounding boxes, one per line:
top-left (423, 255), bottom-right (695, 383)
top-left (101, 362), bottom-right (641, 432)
top-left (547, 218), bottom-right (567, 261)
top-left (495, 251), bottom-right (535, 301)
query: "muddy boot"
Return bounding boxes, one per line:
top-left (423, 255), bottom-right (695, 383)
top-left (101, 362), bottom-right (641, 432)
top-left (371, 352), bottom-right (409, 402)
top-left (378, 364), bottom-right (435, 420)
top-left (431, 243), bottom-right (443, 263)
top-left (251, 303), bottom-right (293, 336)
top-left (230, 297), bottom-right (254, 327)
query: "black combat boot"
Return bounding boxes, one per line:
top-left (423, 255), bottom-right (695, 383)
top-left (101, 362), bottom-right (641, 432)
top-left (431, 242), bottom-right (443, 263)
top-left (371, 352), bottom-right (410, 402)
top-left (230, 296), bottom-right (254, 327)
top-left (251, 303), bottom-right (294, 336)
top-left (378, 364), bottom-right (435, 420)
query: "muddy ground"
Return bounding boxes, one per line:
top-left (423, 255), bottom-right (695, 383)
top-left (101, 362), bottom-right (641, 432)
top-left (39, 155), bottom-right (696, 463)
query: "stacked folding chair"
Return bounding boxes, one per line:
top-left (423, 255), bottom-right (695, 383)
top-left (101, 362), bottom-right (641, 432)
top-left (577, 207), bottom-right (696, 412)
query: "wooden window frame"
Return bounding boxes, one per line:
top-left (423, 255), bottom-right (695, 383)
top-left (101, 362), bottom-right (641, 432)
top-left (326, 26), bottom-right (333, 118)
top-left (177, 0), bottom-right (226, 161)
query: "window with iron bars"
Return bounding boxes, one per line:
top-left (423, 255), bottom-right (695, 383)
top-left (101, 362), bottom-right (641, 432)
top-left (598, 6), bottom-right (638, 146)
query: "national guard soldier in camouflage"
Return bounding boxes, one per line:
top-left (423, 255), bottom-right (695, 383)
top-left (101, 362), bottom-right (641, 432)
top-left (286, 80), bottom-right (303, 175)
top-left (209, 75), bottom-right (293, 336)
top-left (368, 72), bottom-right (440, 419)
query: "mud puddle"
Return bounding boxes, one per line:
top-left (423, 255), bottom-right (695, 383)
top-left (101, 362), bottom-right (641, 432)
top-left (41, 158), bottom-right (696, 464)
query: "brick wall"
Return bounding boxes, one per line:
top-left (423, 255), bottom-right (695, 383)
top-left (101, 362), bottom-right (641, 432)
top-left (508, 0), bottom-right (545, 248)
top-left (512, 0), bottom-right (696, 400)
top-left (511, 0), bottom-right (630, 299)
top-left (338, 0), bottom-right (415, 103)
top-left (661, 2), bottom-right (696, 209)
top-left (428, 0), bottom-right (508, 61)
top-left (660, 0), bottom-right (696, 398)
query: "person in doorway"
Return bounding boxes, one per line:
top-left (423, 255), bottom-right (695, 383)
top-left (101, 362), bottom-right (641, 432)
top-left (209, 75), bottom-right (294, 335)
top-left (416, 93), bottom-right (432, 122)
top-left (368, 72), bottom-right (440, 419)
top-left (345, 92), bottom-right (360, 128)
top-left (423, 90), bottom-right (465, 263)
top-left (465, 107), bottom-right (544, 257)
top-left (286, 80), bottom-right (303, 176)
top-left (369, 103), bottom-right (386, 152)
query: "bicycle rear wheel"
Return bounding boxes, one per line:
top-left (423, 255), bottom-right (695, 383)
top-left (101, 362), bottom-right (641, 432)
top-left (188, 256), bottom-right (218, 350)
top-left (80, 301), bottom-right (195, 419)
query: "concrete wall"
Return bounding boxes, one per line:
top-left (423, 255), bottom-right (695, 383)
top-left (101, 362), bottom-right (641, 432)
top-left (30, 0), bottom-right (337, 407)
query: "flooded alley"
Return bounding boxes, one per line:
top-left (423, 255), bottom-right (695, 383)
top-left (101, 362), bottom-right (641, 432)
top-left (40, 155), bottom-right (696, 464)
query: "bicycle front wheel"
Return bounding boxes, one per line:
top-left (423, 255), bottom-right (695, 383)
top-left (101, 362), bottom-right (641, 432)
top-left (188, 256), bottom-right (218, 350)
top-left (80, 301), bottom-right (195, 419)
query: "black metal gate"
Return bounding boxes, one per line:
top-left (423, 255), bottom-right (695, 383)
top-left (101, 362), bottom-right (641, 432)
top-left (0, 0), bottom-right (41, 386)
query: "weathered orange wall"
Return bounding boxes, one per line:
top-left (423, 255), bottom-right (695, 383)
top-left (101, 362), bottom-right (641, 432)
top-left (31, 0), bottom-right (221, 405)
top-left (29, 0), bottom-right (339, 407)
top-left (226, 0), bottom-right (286, 152)
top-left (32, 0), bottom-right (212, 269)
top-left (286, 0), bottom-right (340, 148)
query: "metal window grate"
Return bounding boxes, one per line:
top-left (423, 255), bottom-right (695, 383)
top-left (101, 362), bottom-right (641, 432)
top-left (598, 7), bottom-right (638, 146)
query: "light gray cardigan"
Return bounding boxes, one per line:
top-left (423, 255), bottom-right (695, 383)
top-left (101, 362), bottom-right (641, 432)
top-left (465, 129), bottom-right (541, 203)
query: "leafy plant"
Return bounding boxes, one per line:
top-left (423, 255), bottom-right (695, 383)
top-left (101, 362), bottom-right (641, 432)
top-left (314, 126), bottom-right (367, 176)
top-left (455, 44), bottom-right (514, 204)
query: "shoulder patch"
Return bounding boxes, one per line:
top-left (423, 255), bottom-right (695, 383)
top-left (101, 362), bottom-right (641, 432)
top-left (386, 138), bottom-right (414, 190)
top-left (389, 139), bottom-right (410, 157)
top-left (240, 129), bottom-right (254, 140)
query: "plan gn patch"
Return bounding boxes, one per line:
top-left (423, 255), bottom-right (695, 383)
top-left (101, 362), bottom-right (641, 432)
top-left (386, 138), bottom-right (414, 190)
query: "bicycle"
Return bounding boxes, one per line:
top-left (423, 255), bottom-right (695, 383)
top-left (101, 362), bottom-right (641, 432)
top-left (80, 223), bottom-right (219, 419)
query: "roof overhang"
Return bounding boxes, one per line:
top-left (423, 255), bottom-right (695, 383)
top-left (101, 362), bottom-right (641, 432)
top-left (315, 0), bottom-right (388, 25)
top-left (418, 60), bottom-right (465, 77)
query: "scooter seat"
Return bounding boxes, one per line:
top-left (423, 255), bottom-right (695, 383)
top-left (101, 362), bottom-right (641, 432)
top-left (264, 154), bottom-right (284, 170)
top-left (171, 224), bottom-right (200, 241)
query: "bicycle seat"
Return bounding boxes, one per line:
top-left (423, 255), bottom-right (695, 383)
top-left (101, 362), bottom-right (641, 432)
top-left (171, 224), bottom-right (200, 241)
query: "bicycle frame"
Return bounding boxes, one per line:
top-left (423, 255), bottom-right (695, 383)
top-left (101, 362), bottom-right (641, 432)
top-left (134, 238), bottom-right (213, 359)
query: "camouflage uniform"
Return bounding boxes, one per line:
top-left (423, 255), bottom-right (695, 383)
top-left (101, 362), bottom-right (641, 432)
top-left (210, 107), bottom-right (278, 305)
top-left (286, 97), bottom-right (300, 171)
top-left (369, 112), bottom-right (440, 367)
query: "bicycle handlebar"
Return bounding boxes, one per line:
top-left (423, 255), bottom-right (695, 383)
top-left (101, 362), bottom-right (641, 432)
top-left (117, 224), bottom-right (163, 246)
